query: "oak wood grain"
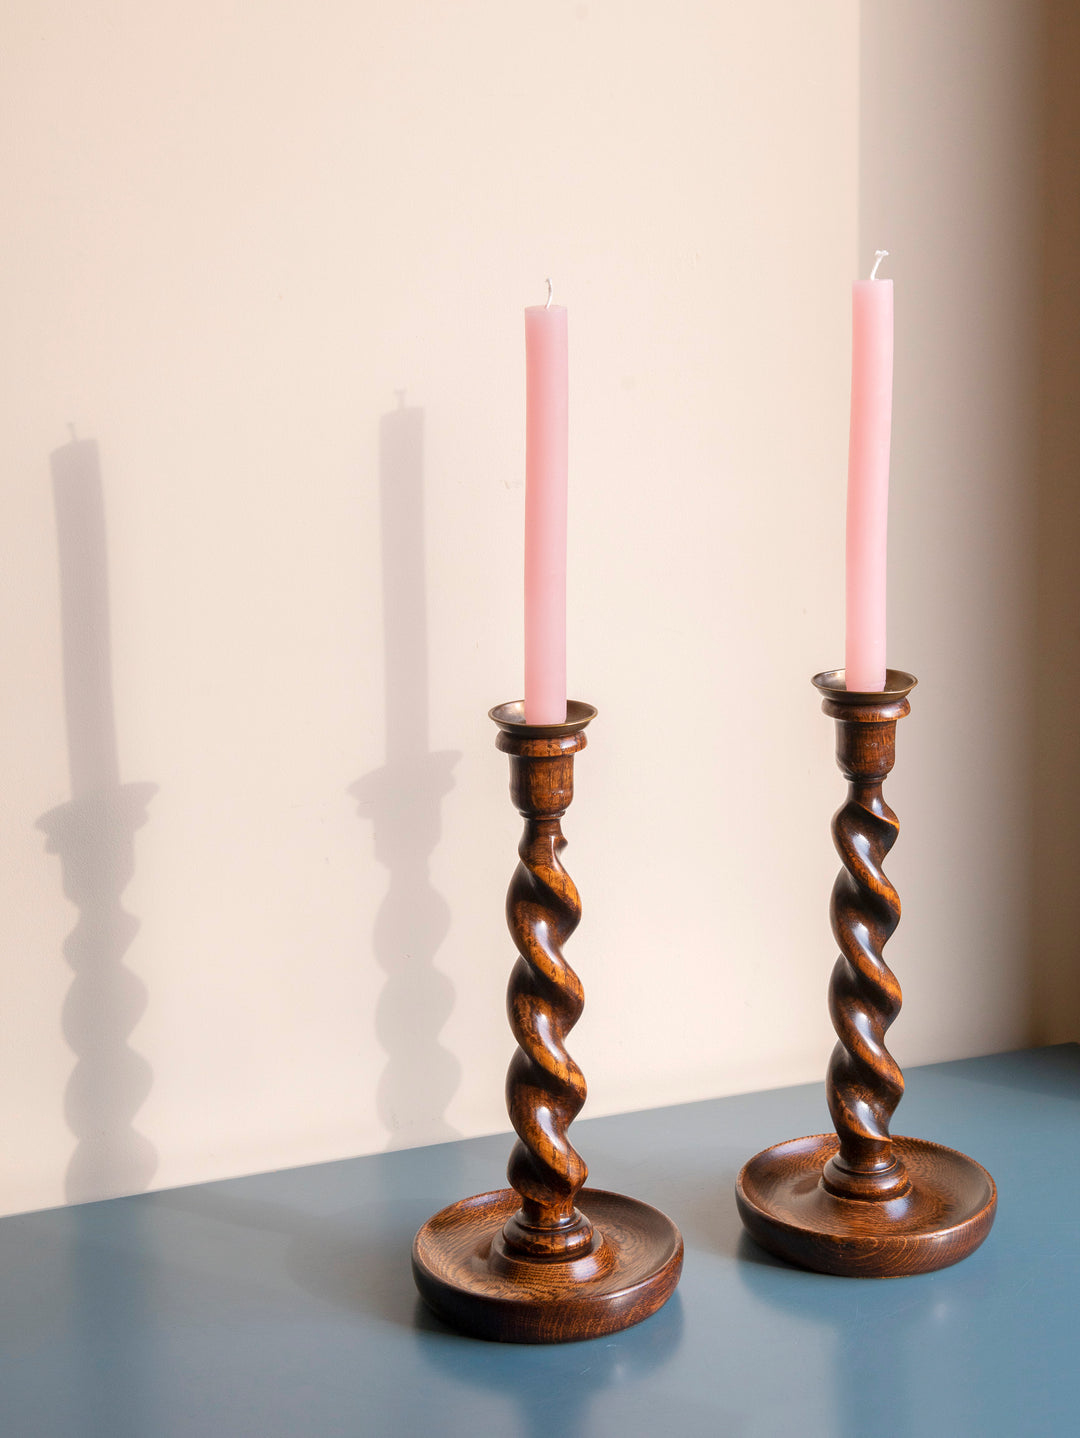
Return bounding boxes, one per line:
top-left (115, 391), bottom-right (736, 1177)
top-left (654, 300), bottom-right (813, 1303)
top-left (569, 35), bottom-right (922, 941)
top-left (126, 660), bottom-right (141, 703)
top-left (735, 671), bottom-right (997, 1277)
top-left (412, 702), bottom-right (683, 1340)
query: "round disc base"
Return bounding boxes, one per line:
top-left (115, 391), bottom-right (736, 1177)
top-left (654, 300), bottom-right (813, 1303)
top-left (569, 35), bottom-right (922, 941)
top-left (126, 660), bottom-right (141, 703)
top-left (412, 1187), bottom-right (683, 1343)
top-left (736, 1134), bottom-right (996, 1278)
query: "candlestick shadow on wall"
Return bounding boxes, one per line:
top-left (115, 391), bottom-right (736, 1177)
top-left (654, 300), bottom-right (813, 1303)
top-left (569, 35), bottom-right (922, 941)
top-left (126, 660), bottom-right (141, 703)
top-left (351, 399), bottom-right (461, 1148)
top-left (36, 436), bottom-right (158, 1204)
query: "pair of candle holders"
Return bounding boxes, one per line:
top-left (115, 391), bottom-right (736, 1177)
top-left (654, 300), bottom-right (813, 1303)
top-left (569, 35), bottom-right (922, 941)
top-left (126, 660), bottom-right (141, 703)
top-left (411, 670), bottom-right (997, 1343)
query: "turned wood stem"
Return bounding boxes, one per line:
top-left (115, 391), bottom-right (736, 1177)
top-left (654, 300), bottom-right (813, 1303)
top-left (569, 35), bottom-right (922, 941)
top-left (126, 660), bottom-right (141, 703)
top-left (734, 667), bottom-right (996, 1278)
top-left (816, 675), bottom-right (915, 1201)
top-left (411, 699), bottom-right (683, 1339)
top-left (494, 712), bottom-right (595, 1260)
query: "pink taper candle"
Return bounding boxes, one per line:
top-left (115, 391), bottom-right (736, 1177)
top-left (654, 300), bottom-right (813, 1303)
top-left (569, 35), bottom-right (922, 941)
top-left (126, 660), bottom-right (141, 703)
top-left (523, 285), bottom-right (568, 724)
top-left (845, 251), bottom-right (894, 692)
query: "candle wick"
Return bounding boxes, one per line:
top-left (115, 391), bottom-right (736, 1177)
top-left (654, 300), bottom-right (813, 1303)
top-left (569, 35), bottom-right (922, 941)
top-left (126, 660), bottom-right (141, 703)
top-left (870, 249), bottom-right (889, 281)
top-left (545, 278), bottom-right (554, 310)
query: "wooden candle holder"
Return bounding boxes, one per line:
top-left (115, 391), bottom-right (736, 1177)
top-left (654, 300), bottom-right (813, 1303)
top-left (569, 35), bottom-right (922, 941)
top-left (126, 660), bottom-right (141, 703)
top-left (412, 701), bottom-right (683, 1342)
top-left (736, 670), bottom-right (997, 1277)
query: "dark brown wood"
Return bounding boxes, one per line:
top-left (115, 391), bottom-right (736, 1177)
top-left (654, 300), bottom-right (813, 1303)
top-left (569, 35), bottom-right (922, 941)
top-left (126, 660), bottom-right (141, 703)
top-left (737, 1133), bottom-right (996, 1278)
top-left (412, 701), bottom-right (683, 1341)
top-left (413, 1187), bottom-right (683, 1343)
top-left (735, 670), bottom-right (997, 1276)
top-left (496, 705), bottom-right (594, 1260)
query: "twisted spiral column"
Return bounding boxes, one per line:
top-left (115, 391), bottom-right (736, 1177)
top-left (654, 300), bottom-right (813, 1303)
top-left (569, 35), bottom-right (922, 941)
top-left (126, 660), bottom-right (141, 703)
top-left (734, 669), bottom-right (996, 1278)
top-left (818, 683), bottom-right (913, 1201)
top-left (411, 699), bottom-right (684, 1338)
top-left (494, 715), bottom-right (595, 1260)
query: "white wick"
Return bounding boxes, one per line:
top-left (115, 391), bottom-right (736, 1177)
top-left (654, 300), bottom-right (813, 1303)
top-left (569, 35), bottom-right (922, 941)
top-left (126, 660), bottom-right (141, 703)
top-left (545, 278), bottom-right (553, 310)
top-left (870, 249), bottom-right (889, 280)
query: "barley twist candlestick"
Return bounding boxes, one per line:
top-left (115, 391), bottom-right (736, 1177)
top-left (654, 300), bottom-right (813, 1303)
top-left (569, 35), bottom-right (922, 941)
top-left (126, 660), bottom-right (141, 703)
top-left (736, 670), bottom-right (997, 1277)
top-left (500, 711), bottom-right (591, 1260)
top-left (412, 701), bottom-right (683, 1342)
top-left (821, 675), bottom-right (908, 1202)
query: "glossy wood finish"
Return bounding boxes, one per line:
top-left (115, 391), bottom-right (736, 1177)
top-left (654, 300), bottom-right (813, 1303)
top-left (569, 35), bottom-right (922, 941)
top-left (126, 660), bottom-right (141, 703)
top-left (413, 1187), bottom-right (683, 1343)
top-left (817, 668), bottom-right (915, 1201)
top-left (412, 702), bottom-right (683, 1341)
top-left (737, 1134), bottom-right (996, 1278)
top-left (736, 670), bottom-right (997, 1276)
top-left (493, 701), bottom-right (596, 1260)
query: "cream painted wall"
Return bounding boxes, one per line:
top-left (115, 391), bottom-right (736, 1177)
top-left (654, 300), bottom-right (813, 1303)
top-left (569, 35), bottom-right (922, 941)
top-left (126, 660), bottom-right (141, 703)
top-left (0, 1), bottom-right (1044, 1217)
top-left (858, 3), bottom-right (1042, 1065)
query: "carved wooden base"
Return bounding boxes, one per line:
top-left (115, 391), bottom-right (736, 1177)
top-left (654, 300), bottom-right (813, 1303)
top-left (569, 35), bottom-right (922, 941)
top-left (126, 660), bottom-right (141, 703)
top-left (736, 1133), bottom-right (997, 1277)
top-left (412, 1187), bottom-right (683, 1343)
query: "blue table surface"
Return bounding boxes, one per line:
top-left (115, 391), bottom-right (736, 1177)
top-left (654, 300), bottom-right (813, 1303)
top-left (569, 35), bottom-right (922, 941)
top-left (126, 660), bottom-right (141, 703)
top-left (1, 1044), bottom-right (1077, 1438)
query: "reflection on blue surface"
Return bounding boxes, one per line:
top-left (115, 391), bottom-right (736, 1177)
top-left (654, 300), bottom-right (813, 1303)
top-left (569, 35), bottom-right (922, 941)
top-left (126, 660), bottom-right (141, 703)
top-left (736, 1230), bottom-right (988, 1438)
top-left (414, 1290), bottom-right (685, 1438)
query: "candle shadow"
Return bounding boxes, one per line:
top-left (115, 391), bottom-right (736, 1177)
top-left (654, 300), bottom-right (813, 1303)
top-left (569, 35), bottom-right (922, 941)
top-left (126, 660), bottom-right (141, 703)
top-left (351, 399), bottom-right (462, 1148)
top-left (36, 436), bottom-right (158, 1204)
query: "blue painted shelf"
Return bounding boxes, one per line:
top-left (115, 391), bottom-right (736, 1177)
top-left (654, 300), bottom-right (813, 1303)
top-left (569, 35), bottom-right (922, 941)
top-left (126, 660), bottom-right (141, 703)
top-left (1, 1045), bottom-right (1077, 1436)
